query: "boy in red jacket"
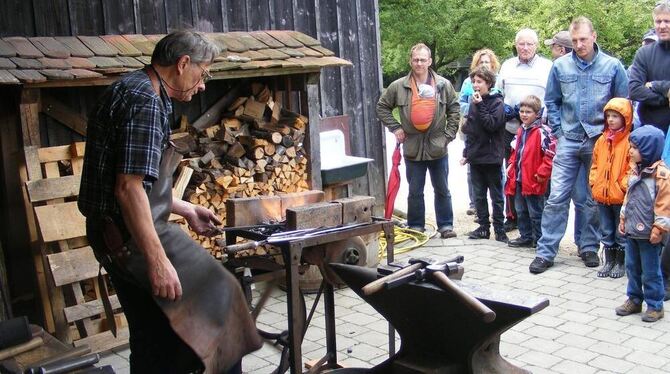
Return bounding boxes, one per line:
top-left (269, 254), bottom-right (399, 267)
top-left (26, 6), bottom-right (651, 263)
top-left (589, 98), bottom-right (632, 278)
top-left (505, 95), bottom-right (556, 248)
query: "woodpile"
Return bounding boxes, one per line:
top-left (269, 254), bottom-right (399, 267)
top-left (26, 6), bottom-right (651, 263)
top-left (172, 83), bottom-right (310, 257)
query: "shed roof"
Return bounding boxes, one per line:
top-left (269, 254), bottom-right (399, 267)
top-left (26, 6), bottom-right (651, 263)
top-left (0, 31), bottom-right (351, 88)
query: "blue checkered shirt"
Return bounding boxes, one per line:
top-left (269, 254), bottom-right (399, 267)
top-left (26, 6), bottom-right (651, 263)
top-left (78, 69), bottom-right (173, 218)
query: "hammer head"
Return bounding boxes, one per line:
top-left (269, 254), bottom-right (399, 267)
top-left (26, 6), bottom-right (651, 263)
top-left (408, 257), bottom-right (435, 267)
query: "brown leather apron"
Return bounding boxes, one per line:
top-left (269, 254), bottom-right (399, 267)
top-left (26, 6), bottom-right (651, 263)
top-left (122, 146), bottom-right (262, 373)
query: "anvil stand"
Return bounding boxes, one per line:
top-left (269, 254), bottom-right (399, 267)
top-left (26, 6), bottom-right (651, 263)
top-left (226, 220), bottom-right (395, 374)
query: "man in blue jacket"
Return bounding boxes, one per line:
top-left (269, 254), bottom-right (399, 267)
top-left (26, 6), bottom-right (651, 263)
top-left (530, 16), bottom-right (629, 274)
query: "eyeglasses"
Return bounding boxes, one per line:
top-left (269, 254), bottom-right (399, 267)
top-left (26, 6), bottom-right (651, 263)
top-left (516, 42), bottom-right (536, 47)
top-left (197, 64), bottom-right (212, 83)
top-left (411, 58), bottom-right (429, 64)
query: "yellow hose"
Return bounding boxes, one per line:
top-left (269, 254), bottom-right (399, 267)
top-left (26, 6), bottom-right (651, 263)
top-left (378, 216), bottom-right (437, 259)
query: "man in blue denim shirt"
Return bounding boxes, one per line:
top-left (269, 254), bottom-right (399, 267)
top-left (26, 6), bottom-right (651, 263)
top-left (529, 16), bottom-right (629, 274)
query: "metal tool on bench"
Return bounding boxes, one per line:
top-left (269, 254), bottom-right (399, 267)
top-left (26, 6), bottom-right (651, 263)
top-left (327, 258), bottom-right (549, 374)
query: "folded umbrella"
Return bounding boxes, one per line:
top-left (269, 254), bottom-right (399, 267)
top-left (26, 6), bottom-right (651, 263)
top-left (384, 143), bottom-right (402, 219)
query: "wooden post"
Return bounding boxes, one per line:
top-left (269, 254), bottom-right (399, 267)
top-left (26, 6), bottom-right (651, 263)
top-left (304, 73), bottom-right (322, 190)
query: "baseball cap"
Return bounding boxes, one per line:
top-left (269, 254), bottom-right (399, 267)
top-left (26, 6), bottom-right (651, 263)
top-left (643, 29), bottom-right (658, 43)
top-left (544, 31), bottom-right (572, 48)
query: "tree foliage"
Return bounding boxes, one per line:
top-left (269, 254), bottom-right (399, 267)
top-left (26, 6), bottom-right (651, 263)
top-left (380, 0), bottom-right (657, 84)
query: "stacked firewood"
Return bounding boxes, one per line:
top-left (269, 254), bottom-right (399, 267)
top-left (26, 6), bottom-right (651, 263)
top-left (171, 83), bottom-right (310, 256)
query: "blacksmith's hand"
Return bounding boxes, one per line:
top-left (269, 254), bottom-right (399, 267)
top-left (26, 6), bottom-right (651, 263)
top-left (394, 129), bottom-right (406, 143)
top-left (150, 255), bottom-right (182, 301)
top-left (187, 204), bottom-right (223, 236)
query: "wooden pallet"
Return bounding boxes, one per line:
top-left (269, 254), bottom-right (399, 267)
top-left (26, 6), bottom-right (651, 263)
top-left (23, 142), bottom-right (127, 353)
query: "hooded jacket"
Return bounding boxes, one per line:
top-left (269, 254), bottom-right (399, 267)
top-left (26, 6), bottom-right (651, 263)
top-left (461, 91), bottom-right (506, 164)
top-left (621, 126), bottom-right (670, 239)
top-left (504, 118), bottom-right (556, 197)
top-left (589, 98), bottom-right (633, 205)
top-left (377, 70), bottom-right (460, 161)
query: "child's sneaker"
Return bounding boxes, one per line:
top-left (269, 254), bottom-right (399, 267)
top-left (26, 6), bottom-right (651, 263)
top-left (494, 230), bottom-right (508, 243)
top-left (467, 226), bottom-right (490, 239)
top-left (615, 299), bottom-right (642, 316)
top-left (642, 308), bottom-right (664, 322)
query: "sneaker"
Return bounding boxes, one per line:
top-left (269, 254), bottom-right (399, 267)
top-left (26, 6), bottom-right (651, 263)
top-left (581, 251), bottom-right (600, 267)
top-left (494, 230), bottom-right (508, 243)
top-left (503, 219), bottom-right (517, 232)
top-left (642, 308), bottom-right (664, 322)
top-left (466, 208), bottom-right (476, 216)
top-left (615, 299), bottom-right (642, 316)
top-left (508, 237), bottom-right (536, 248)
top-left (529, 257), bottom-right (553, 274)
top-left (467, 226), bottom-right (490, 239)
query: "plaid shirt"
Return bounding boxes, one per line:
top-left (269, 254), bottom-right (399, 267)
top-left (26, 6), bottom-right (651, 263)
top-left (78, 69), bottom-right (173, 218)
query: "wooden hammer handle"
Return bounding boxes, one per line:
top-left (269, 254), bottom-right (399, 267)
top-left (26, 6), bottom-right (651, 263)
top-left (432, 272), bottom-right (496, 323)
top-left (0, 336), bottom-right (43, 361)
top-left (362, 263), bottom-right (423, 295)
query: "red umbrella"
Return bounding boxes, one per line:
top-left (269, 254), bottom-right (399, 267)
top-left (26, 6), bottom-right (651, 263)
top-left (385, 143), bottom-right (402, 219)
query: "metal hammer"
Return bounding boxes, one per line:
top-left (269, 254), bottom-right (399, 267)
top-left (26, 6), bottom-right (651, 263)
top-left (362, 257), bottom-right (434, 295)
top-left (415, 263), bottom-right (496, 323)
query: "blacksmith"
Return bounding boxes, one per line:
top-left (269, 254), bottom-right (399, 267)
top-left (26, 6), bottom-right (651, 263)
top-left (78, 30), bottom-right (261, 373)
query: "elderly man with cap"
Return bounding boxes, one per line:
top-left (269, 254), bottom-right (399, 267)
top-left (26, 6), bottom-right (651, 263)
top-left (545, 30), bottom-right (574, 59)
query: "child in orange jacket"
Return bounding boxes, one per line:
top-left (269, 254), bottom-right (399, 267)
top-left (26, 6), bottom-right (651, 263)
top-left (589, 98), bottom-right (633, 278)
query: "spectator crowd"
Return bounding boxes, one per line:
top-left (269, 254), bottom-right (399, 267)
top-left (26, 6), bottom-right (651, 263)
top-left (377, 2), bottom-right (670, 322)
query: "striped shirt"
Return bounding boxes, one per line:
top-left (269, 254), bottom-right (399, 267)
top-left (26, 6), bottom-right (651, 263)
top-left (78, 68), bottom-right (173, 218)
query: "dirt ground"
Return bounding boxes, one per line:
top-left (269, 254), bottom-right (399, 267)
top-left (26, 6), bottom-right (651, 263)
top-left (384, 132), bottom-right (582, 257)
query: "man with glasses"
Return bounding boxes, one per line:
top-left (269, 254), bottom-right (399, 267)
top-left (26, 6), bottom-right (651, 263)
top-left (79, 31), bottom-right (261, 372)
top-left (496, 29), bottom-right (553, 233)
top-left (630, 0), bottom-right (670, 299)
top-left (377, 43), bottom-right (460, 238)
top-left (530, 17), bottom-right (628, 273)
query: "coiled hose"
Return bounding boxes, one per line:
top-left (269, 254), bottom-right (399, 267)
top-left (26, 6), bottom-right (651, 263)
top-left (378, 215), bottom-right (437, 259)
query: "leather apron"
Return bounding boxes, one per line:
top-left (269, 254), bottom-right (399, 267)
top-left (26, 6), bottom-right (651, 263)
top-left (122, 146), bottom-right (262, 373)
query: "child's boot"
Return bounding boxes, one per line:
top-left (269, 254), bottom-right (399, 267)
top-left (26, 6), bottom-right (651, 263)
top-left (609, 246), bottom-right (626, 279)
top-left (597, 246), bottom-right (615, 278)
top-left (467, 225), bottom-right (490, 239)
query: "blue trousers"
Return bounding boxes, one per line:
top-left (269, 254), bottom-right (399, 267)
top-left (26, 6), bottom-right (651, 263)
top-left (626, 238), bottom-right (664, 311)
top-left (515, 189), bottom-right (544, 242)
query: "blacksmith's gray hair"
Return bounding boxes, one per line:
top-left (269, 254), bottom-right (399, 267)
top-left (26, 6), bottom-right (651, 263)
top-left (515, 29), bottom-right (539, 45)
top-left (151, 30), bottom-right (220, 66)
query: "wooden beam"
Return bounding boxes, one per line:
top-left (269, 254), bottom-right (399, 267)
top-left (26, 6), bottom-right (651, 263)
top-left (19, 89), bottom-right (41, 147)
top-left (41, 95), bottom-right (87, 136)
top-left (305, 73), bottom-right (322, 190)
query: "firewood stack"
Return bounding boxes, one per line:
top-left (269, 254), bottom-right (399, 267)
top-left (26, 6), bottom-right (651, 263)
top-left (171, 83), bottom-right (311, 257)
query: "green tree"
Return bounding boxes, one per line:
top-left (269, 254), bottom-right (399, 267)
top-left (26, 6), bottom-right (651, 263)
top-left (380, 0), bottom-right (657, 85)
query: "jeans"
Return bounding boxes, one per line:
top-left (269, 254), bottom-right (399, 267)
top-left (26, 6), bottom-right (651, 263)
top-left (405, 155), bottom-right (454, 229)
top-left (536, 137), bottom-right (600, 261)
top-left (470, 163), bottom-right (504, 231)
top-left (598, 203), bottom-right (625, 248)
top-left (626, 238), bottom-right (664, 311)
top-left (515, 189), bottom-right (544, 242)
top-left (572, 165), bottom-right (587, 245)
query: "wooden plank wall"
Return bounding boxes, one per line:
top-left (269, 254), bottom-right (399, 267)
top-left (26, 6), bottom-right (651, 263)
top-left (0, 0), bottom-right (386, 206)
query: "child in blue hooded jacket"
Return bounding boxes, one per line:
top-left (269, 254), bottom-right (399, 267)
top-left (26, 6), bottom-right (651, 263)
top-left (616, 126), bottom-right (670, 322)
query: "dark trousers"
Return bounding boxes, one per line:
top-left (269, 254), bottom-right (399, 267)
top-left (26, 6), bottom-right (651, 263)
top-left (514, 189), bottom-right (544, 242)
top-left (405, 156), bottom-right (454, 229)
top-left (471, 163), bottom-right (505, 231)
top-left (87, 221), bottom-right (242, 374)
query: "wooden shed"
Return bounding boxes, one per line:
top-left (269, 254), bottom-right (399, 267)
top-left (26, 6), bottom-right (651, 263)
top-left (0, 1), bottom-right (386, 329)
